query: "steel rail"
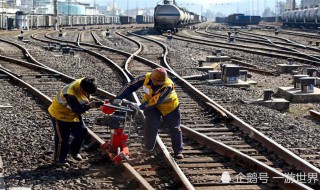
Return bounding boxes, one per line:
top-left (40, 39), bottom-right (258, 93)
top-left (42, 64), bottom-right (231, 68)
top-left (309, 110), bottom-right (320, 120)
top-left (114, 31), bottom-right (143, 75)
top-left (202, 28), bottom-right (311, 55)
top-left (240, 29), bottom-right (320, 53)
top-left (125, 31), bottom-right (174, 72)
top-left (173, 32), bottom-right (320, 65)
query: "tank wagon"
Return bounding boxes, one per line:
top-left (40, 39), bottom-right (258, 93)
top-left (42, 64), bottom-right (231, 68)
top-left (154, 0), bottom-right (202, 32)
top-left (282, 7), bottom-right (320, 28)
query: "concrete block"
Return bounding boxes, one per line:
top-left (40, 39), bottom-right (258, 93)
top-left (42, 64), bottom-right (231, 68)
top-left (293, 75), bottom-right (309, 89)
top-left (276, 64), bottom-right (303, 74)
top-left (206, 56), bottom-right (230, 62)
top-left (277, 87), bottom-right (320, 103)
top-left (255, 98), bottom-right (290, 111)
top-left (306, 68), bottom-right (318, 77)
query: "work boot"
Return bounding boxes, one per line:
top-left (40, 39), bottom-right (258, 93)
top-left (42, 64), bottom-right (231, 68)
top-left (174, 153), bottom-right (184, 159)
top-left (72, 154), bottom-right (83, 161)
top-left (54, 162), bottom-right (70, 168)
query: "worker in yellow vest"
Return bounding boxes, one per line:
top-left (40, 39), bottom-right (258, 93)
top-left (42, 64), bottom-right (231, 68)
top-left (48, 77), bottom-right (104, 167)
top-left (112, 68), bottom-right (183, 159)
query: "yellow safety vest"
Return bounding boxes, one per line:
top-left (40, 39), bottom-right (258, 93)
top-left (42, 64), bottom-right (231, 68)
top-left (142, 73), bottom-right (179, 116)
top-left (48, 78), bottom-right (89, 122)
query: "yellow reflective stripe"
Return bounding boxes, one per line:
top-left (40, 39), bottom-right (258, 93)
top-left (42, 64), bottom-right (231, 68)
top-left (55, 119), bottom-right (62, 162)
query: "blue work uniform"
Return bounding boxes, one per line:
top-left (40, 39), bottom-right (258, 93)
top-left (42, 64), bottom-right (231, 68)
top-left (116, 74), bottom-right (183, 155)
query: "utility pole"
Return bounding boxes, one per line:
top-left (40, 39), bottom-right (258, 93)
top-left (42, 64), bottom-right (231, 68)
top-left (252, 0), bottom-right (254, 15)
top-left (257, 0), bottom-right (259, 15)
top-left (113, 0), bottom-right (115, 16)
top-left (127, 0), bottom-right (129, 16)
top-left (68, 0), bottom-right (70, 17)
top-left (54, 0), bottom-right (58, 30)
top-left (94, 0), bottom-right (96, 15)
top-left (275, 0), bottom-right (279, 22)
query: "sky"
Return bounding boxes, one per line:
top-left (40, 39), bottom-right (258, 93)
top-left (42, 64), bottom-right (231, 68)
top-left (89, 0), bottom-right (286, 16)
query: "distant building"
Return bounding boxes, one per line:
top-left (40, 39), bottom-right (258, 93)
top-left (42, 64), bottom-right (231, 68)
top-left (7, 0), bottom-right (21, 7)
top-left (300, 0), bottom-right (320, 8)
top-left (285, 0), bottom-right (295, 10)
top-left (58, 2), bottom-right (85, 15)
top-left (85, 6), bottom-right (99, 15)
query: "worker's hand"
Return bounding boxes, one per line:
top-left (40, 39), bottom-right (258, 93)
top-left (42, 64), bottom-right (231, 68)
top-left (90, 100), bottom-right (104, 108)
top-left (130, 104), bottom-right (140, 118)
top-left (111, 99), bottom-right (122, 106)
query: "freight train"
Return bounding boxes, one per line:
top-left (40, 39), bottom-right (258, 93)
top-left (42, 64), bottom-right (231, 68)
top-left (0, 12), bottom-right (120, 30)
top-left (282, 7), bottom-right (320, 27)
top-left (154, 0), bottom-right (204, 32)
top-left (226, 14), bottom-right (261, 26)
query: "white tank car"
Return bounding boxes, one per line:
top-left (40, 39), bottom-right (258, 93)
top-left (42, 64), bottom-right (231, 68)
top-left (155, 4), bottom-right (185, 27)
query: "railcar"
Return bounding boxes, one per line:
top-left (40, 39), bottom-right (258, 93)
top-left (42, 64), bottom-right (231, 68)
top-left (154, 0), bottom-right (202, 31)
top-left (120, 16), bottom-right (133, 25)
top-left (0, 13), bottom-right (124, 29)
top-left (227, 14), bottom-right (261, 26)
top-left (282, 7), bottom-right (320, 28)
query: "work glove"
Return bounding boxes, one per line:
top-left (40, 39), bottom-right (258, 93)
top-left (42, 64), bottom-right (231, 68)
top-left (111, 99), bottom-right (122, 106)
top-left (90, 100), bottom-right (104, 108)
top-left (130, 104), bottom-right (140, 118)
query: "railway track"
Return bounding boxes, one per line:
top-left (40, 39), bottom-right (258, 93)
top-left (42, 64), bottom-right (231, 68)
top-left (203, 25), bottom-right (320, 55)
top-left (0, 29), bottom-right (318, 189)
top-left (172, 28), bottom-right (320, 66)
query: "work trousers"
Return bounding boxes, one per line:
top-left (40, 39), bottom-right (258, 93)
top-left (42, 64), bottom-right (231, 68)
top-left (51, 118), bottom-right (88, 163)
top-left (144, 106), bottom-right (183, 154)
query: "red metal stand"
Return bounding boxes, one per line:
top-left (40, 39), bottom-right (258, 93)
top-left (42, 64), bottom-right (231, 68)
top-left (99, 101), bottom-right (132, 164)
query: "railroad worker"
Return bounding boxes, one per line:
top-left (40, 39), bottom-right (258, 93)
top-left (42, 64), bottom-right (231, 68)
top-left (112, 68), bottom-right (184, 159)
top-left (48, 77), bottom-right (104, 167)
